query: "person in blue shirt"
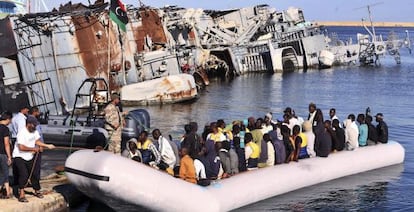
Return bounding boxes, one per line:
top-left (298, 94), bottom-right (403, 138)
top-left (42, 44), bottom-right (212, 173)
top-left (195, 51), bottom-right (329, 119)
top-left (357, 114), bottom-right (368, 147)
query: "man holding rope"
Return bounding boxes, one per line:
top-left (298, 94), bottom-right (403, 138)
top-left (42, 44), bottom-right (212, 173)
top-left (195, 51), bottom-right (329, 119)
top-left (12, 116), bottom-right (55, 203)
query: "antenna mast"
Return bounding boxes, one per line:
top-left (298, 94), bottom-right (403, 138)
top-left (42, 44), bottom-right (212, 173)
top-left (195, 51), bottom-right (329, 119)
top-left (355, 2), bottom-right (383, 42)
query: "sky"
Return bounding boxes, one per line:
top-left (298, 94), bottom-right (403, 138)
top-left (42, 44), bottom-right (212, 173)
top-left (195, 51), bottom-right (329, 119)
top-left (43, 0), bottom-right (414, 22)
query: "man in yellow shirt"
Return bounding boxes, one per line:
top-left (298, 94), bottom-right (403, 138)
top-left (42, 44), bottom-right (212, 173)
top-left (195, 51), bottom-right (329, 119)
top-left (179, 147), bottom-right (197, 184)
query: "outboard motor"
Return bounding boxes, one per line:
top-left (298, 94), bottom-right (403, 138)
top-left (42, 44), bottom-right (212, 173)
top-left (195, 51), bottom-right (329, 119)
top-left (121, 109), bottom-right (150, 151)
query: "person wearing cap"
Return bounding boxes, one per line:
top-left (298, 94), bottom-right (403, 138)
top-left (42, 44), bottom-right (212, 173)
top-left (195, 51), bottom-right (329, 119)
top-left (12, 117), bottom-right (55, 202)
top-left (28, 107), bottom-right (44, 193)
top-left (375, 113), bottom-right (388, 144)
top-left (104, 93), bottom-right (124, 154)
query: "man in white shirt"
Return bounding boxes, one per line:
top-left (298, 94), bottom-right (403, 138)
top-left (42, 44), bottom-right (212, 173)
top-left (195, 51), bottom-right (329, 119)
top-left (12, 118), bottom-right (55, 203)
top-left (152, 129), bottom-right (176, 170)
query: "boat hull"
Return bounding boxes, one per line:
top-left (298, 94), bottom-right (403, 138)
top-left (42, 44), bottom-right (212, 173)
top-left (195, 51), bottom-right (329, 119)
top-left (121, 74), bottom-right (198, 106)
top-left (65, 141), bottom-right (404, 211)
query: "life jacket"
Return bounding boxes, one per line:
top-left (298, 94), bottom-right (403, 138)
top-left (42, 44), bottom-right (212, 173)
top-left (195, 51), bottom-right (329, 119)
top-left (299, 132), bottom-right (308, 148)
top-left (137, 139), bottom-right (153, 164)
top-left (246, 142), bottom-right (260, 159)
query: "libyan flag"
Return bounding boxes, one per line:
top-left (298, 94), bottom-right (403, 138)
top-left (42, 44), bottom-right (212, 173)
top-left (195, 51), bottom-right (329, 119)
top-left (109, 0), bottom-right (129, 32)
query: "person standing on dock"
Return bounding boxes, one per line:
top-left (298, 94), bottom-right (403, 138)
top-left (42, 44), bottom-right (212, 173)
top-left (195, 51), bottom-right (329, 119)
top-left (10, 105), bottom-right (30, 146)
top-left (104, 93), bottom-right (124, 154)
top-left (28, 107), bottom-right (44, 188)
top-left (0, 112), bottom-right (13, 199)
top-left (12, 118), bottom-right (55, 202)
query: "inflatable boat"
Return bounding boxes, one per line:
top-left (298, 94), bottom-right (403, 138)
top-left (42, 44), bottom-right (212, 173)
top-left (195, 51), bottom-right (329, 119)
top-left (65, 141), bottom-right (405, 211)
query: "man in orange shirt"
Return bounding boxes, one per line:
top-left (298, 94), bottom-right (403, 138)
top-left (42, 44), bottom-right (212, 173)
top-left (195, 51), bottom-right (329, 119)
top-left (179, 147), bottom-right (197, 184)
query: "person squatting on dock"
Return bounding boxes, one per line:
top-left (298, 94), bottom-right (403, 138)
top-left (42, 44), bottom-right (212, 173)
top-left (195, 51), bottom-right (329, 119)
top-left (104, 93), bottom-right (124, 154)
top-left (121, 102), bottom-right (389, 185)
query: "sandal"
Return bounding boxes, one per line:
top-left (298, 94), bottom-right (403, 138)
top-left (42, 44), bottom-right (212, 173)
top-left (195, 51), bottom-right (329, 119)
top-left (18, 197), bottom-right (28, 203)
top-left (34, 192), bottom-right (44, 199)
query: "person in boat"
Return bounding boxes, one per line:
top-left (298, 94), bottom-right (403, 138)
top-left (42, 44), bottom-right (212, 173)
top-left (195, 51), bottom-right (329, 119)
top-left (216, 140), bottom-right (231, 178)
top-left (284, 107), bottom-right (301, 132)
top-left (104, 93), bottom-right (124, 155)
top-left (314, 120), bottom-right (332, 158)
top-left (151, 129), bottom-right (176, 172)
top-left (302, 121), bottom-right (316, 158)
top-left (344, 114), bottom-right (359, 151)
top-left (179, 147), bottom-right (197, 184)
top-left (281, 125), bottom-right (293, 163)
top-left (136, 131), bottom-right (161, 165)
top-left (288, 125), bottom-right (302, 162)
top-left (329, 108), bottom-right (342, 128)
top-left (12, 117), bottom-right (55, 203)
top-left (247, 117), bottom-right (255, 132)
top-left (307, 102), bottom-right (317, 129)
top-left (0, 112), bottom-right (13, 199)
top-left (216, 119), bottom-right (234, 176)
top-left (269, 123), bottom-right (286, 164)
top-left (332, 119), bottom-right (345, 151)
top-left (357, 114), bottom-right (368, 147)
top-left (232, 125), bottom-right (247, 172)
top-left (167, 135), bottom-right (181, 176)
top-left (375, 113), bottom-right (388, 144)
top-left (261, 113), bottom-right (274, 134)
top-left (244, 133), bottom-right (259, 170)
top-left (263, 133), bottom-right (275, 166)
top-left (193, 156), bottom-right (209, 186)
top-left (206, 122), bottom-right (226, 143)
top-left (251, 120), bottom-right (266, 168)
top-left (181, 122), bottom-right (202, 160)
top-left (297, 125), bottom-right (309, 159)
top-left (121, 138), bottom-right (142, 162)
top-left (365, 115), bottom-right (378, 145)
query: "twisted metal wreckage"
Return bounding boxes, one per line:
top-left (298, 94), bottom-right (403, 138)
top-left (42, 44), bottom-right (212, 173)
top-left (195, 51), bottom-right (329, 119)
top-left (0, 1), bottom-right (411, 115)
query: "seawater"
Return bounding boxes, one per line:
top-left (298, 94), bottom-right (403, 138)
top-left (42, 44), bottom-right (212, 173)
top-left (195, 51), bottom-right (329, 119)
top-left (79, 26), bottom-right (414, 211)
top-left (131, 29), bottom-right (414, 212)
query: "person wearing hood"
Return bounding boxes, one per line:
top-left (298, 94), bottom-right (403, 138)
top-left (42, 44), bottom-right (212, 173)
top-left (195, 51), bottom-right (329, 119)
top-left (375, 113), bottom-right (388, 144)
top-left (121, 138), bottom-right (142, 162)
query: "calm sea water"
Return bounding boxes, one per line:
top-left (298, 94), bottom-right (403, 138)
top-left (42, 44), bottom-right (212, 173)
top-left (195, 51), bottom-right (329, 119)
top-left (127, 27), bottom-right (414, 211)
top-left (70, 26), bottom-right (414, 211)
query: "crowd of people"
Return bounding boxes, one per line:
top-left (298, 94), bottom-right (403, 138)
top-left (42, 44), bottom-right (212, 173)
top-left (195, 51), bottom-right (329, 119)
top-left (0, 101), bottom-right (389, 202)
top-left (0, 106), bottom-right (55, 202)
top-left (120, 103), bottom-right (389, 185)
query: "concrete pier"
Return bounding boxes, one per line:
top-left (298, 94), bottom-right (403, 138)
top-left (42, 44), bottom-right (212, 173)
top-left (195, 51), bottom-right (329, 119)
top-left (0, 174), bottom-right (68, 212)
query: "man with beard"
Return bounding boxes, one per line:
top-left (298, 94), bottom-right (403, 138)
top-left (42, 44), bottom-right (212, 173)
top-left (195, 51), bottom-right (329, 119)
top-left (12, 117), bottom-right (55, 203)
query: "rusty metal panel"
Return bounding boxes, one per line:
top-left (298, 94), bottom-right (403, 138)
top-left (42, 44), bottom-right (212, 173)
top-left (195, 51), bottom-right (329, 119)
top-left (132, 9), bottom-right (167, 52)
top-left (0, 16), bottom-right (18, 57)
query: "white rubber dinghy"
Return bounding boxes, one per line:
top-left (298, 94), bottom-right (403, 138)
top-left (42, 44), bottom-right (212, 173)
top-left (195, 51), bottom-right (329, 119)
top-left (65, 141), bottom-right (404, 211)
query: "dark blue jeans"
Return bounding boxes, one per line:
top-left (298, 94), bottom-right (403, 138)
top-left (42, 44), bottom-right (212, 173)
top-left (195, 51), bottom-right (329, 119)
top-left (0, 154), bottom-right (9, 185)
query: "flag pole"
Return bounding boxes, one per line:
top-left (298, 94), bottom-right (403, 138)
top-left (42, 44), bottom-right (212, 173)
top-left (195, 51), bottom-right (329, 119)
top-left (117, 25), bottom-right (127, 85)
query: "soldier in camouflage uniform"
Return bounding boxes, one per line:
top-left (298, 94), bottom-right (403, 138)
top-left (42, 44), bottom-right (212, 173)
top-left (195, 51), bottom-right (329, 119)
top-left (104, 93), bottom-right (123, 154)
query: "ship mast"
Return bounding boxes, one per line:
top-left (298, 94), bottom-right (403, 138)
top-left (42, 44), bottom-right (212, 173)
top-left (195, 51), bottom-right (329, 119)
top-left (355, 2), bottom-right (383, 42)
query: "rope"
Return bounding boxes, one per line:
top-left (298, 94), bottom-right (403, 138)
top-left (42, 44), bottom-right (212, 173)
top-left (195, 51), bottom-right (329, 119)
top-left (24, 151), bottom-right (40, 188)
